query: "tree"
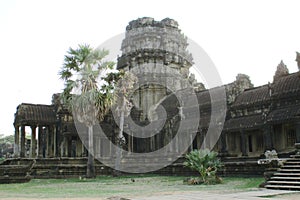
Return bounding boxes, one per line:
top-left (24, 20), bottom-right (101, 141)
top-left (113, 72), bottom-right (137, 175)
top-left (0, 134), bottom-right (14, 158)
top-left (59, 44), bottom-right (117, 178)
top-left (184, 149), bottom-right (223, 184)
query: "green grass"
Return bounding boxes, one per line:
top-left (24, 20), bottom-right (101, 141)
top-left (0, 175), bottom-right (265, 199)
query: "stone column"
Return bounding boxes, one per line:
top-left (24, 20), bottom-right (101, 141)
top-left (61, 139), bottom-right (65, 157)
top-left (47, 126), bottom-right (54, 157)
top-left (196, 133), bottom-right (201, 149)
top-left (53, 125), bottom-right (57, 157)
top-left (220, 132), bottom-right (227, 154)
top-left (30, 126), bottom-right (37, 158)
top-left (176, 133), bottom-right (180, 153)
top-left (128, 135), bottom-right (132, 153)
top-left (14, 126), bottom-right (20, 157)
top-left (296, 122), bottom-right (300, 143)
top-left (20, 126), bottom-right (26, 157)
top-left (189, 133), bottom-right (193, 152)
top-left (82, 142), bottom-right (86, 157)
top-left (201, 130), bottom-right (206, 149)
top-left (240, 130), bottom-right (247, 156)
top-left (38, 126), bottom-right (43, 158)
top-left (67, 137), bottom-right (72, 157)
top-left (263, 125), bottom-right (272, 151)
top-left (76, 138), bottom-right (82, 157)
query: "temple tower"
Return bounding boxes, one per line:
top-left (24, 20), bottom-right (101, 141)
top-left (117, 17), bottom-right (193, 121)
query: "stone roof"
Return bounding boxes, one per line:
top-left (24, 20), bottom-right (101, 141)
top-left (231, 85), bottom-right (270, 109)
top-left (224, 114), bottom-right (264, 131)
top-left (14, 103), bottom-right (56, 126)
top-left (267, 105), bottom-right (300, 123)
top-left (272, 71), bottom-right (300, 98)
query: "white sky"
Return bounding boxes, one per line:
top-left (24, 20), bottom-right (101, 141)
top-left (0, 0), bottom-right (299, 135)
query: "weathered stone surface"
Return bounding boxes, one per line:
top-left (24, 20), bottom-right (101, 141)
top-left (296, 52), bottom-right (300, 70)
top-left (273, 60), bottom-right (289, 82)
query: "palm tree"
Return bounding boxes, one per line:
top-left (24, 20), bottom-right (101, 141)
top-left (59, 44), bottom-right (116, 178)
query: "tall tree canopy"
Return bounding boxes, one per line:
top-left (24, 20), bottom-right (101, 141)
top-left (59, 44), bottom-right (121, 178)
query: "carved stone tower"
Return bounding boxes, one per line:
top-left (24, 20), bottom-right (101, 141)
top-left (296, 52), bottom-right (300, 70)
top-left (273, 60), bottom-right (289, 82)
top-left (117, 17), bottom-right (193, 121)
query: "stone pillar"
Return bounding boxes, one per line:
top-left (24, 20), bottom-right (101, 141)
top-left (201, 130), bottom-right (206, 149)
top-left (176, 134), bottom-right (180, 153)
top-left (14, 126), bottom-right (20, 157)
top-left (47, 126), bottom-right (54, 157)
top-left (30, 126), bottom-right (37, 158)
top-left (189, 133), bottom-right (193, 152)
top-left (64, 136), bottom-right (68, 157)
top-left (45, 127), bottom-right (52, 158)
top-left (59, 137), bottom-right (66, 157)
top-left (44, 127), bottom-right (48, 157)
top-left (20, 126), bottom-right (26, 157)
top-left (82, 142), bottom-right (86, 157)
top-left (196, 133), bottom-right (201, 149)
top-left (76, 138), bottom-right (82, 157)
top-left (38, 126), bottom-right (43, 158)
top-left (67, 137), bottom-right (72, 157)
top-left (240, 130), bottom-right (247, 156)
top-left (53, 125), bottom-right (57, 157)
top-left (220, 132), bottom-right (227, 154)
top-left (263, 125), bottom-right (272, 150)
top-left (296, 122), bottom-right (300, 143)
top-left (128, 135), bottom-right (132, 153)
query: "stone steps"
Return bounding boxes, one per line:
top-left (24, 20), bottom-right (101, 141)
top-left (278, 168), bottom-right (300, 172)
top-left (282, 165), bottom-right (300, 168)
top-left (273, 172), bottom-right (300, 176)
top-left (271, 176), bottom-right (300, 181)
top-left (265, 185), bottom-right (300, 190)
top-left (285, 161), bottom-right (300, 165)
top-left (268, 181), bottom-right (300, 185)
top-left (0, 159), bottom-right (35, 184)
top-left (265, 150), bottom-right (300, 190)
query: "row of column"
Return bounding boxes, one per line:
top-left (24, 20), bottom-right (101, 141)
top-left (14, 125), bottom-right (57, 158)
top-left (224, 122), bottom-right (300, 157)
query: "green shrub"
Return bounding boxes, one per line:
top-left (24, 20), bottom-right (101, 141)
top-left (184, 149), bottom-right (223, 184)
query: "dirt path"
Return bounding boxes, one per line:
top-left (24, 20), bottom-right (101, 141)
top-left (2, 190), bottom-right (299, 200)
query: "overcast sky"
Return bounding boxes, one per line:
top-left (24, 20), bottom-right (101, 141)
top-left (0, 0), bottom-right (299, 135)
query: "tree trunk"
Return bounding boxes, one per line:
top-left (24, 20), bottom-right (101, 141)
top-left (118, 97), bottom-right (125, 140)
top-left (86, 125), bottom-right (95, 178)
top-left (114, 97), bottom-right (126, 176)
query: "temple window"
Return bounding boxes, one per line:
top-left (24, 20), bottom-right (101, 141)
top-left (286, 129), bottom-right (296, 147)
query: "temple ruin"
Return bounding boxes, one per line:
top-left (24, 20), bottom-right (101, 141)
top-left (11, 17), bottom-right (300, 177)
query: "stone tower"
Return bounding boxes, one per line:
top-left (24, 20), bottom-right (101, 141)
top-left (117, 17), bottom-right (193, 121)
top-left (273, 60), bottom-right (289, 82)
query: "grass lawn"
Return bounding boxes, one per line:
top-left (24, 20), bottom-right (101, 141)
top-left (0, 175), bottom-right (264, 199)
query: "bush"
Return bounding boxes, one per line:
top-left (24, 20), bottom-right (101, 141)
top-left (184, 149), bottom-right (223, 184)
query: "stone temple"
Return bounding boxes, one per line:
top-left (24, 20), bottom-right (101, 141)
top-left (8, 17), bottom-right (300, 180)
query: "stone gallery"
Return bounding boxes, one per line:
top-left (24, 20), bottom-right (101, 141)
top-left (11, 18), bottom-right (300, 178)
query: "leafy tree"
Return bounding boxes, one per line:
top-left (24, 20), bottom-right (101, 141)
top-left (0, 134), bottom-right (14, 144)
top-left (0, 134), bottom-right (14, 158)
top-left (113, 72), bottom-right (137, 174)
top-left (59, 44), bottom-right (119, 178)
top-left (184, 149), bottom-right (223, 184)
